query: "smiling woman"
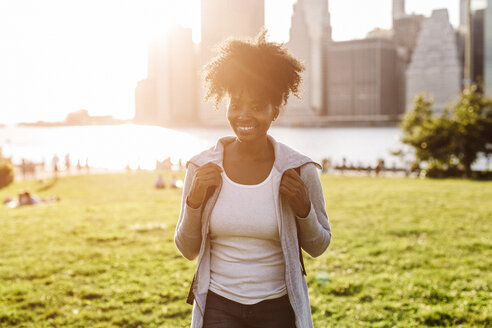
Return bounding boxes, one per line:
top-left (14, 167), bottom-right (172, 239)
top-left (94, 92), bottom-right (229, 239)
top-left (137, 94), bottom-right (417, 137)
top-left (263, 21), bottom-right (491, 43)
top-left (174, 31), bottom-right (332, 328)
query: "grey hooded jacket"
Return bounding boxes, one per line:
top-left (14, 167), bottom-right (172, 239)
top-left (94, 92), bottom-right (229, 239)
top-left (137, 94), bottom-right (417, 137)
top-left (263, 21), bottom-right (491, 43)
top-left (174, 135), bottom-right (331, 328)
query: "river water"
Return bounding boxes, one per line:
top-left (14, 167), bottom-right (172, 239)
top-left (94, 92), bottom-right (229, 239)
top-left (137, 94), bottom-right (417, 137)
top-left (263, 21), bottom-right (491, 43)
top-left (0, 124), bottom-right (413, 170)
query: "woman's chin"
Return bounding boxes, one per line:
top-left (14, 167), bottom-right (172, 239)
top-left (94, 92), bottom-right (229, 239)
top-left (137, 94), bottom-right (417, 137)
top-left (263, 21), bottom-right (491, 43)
top-left (233, 131), bottom-right (266, 143)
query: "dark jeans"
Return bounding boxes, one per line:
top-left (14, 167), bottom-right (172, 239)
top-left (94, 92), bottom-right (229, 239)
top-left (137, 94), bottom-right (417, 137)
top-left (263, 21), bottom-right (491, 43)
top-left (203, 290), bottom-right (296, 328)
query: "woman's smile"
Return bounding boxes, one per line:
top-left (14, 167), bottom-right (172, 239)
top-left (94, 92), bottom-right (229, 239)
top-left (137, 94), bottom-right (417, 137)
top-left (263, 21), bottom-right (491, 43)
top-left (236, 123), bottom-right (256, 132)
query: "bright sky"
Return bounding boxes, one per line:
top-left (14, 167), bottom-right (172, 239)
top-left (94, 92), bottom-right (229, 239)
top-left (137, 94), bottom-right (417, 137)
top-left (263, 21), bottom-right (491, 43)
top-left (0, 0), bottom-right (474, 124)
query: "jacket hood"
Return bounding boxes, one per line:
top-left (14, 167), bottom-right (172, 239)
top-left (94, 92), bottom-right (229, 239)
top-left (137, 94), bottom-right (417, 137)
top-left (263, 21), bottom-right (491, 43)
top-left (187, 135), bottom-right (321, 173)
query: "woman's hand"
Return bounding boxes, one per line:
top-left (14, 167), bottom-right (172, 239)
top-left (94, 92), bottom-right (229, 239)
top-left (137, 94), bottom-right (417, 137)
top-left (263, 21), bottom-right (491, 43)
top-left (187, 163), bottom-right (223, 209)
top-left (280, 168), bottom-right (311, 218)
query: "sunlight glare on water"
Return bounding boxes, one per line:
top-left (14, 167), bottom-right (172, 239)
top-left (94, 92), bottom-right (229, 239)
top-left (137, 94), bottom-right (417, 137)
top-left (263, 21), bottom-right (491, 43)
top-left (1, 124), bottom-right (211, 170)
top-left (7, 124), bottom-right (488, 171)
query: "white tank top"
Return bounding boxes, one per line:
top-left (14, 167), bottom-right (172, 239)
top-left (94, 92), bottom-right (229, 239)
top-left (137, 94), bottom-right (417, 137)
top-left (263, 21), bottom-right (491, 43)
top-left (208, 166), bottom-right (287, 304)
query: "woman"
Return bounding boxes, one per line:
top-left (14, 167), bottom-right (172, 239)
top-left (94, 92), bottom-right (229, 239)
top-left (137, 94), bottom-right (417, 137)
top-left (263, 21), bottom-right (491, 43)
top-left (175, 31), bottom-right (331, 328)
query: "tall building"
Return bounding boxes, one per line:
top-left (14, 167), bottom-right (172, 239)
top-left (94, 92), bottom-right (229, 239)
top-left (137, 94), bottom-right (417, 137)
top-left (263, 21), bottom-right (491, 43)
top-left (199, 0), bottom-right (265, 125)
top-left (457, 0), bottom-right (473, 88)
top-left (485, 1), bottom-right (492, 96)
top-left (200, 0), bottom-right (264, 62)
top-left (460, 0), bottom-right (469, 28)
top-left (472, 9), bottom-right (485, 88)
top-left (389, 0), bottom-right (423, 123)
top-left (392, 8), bottom-right (424, 118)
top-left (392, 14), bottom-right (424, 63)
top-left (392, 0), bottom-right (406, 20)
top-left (282, 0), bottom-right (331, 124)
top-left (325, 37), bottom-right (403, 119)
top-left (135, 26), bottom-right (197, 125)
top-left (284, 0), bottom-right (312, 122)
top-left (168, 27), bottom-right (198, 123)
top-left (406, 9), bottom-right (461, 111)
top-left (301, 0), bottom-right (332, 115)
top-left (134, 79), bottom-right (157, 124)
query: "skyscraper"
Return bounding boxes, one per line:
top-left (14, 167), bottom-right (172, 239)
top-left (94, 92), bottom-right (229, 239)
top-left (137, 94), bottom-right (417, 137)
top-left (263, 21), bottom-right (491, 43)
top-left (406, 9), bottom-right (461, 111)
top-left (135, 26), bottom-right (197, 125)
top-left (326, 37), bottom-right (403, 119)
top-left (199, 0), bottom-right (265, 125)
top-left (393, 14), bottom-right (424, 63)
top-left (460, 0), bottom-right (469, 28)
top-left (485, 0), bottom-right (492, 96)
top-left (472, 9), bottom-right (485, 88)
top-left (201, 0), bottom-right (264, 62)
top-left (284, 0), bottom-right (312, 122)
top-left (392, 0), bottom-right (406, 20)
top-left (301, 0), bottom-right (332, 115)
top-left (283, 0), bottom-right (331, 124)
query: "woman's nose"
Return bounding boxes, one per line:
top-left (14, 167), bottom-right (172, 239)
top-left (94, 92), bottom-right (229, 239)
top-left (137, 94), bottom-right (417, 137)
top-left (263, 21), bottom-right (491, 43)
top-left (236, 105), bottom-right (252, 118)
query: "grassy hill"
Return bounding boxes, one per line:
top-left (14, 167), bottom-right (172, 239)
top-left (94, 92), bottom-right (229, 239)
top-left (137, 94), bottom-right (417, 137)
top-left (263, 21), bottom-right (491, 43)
top-left (0, 172), bottom-right (490, 327)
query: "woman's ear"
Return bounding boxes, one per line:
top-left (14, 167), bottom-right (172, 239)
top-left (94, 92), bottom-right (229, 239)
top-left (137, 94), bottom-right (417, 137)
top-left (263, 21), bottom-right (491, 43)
top-left (273, 106), bottom-right (280, 121)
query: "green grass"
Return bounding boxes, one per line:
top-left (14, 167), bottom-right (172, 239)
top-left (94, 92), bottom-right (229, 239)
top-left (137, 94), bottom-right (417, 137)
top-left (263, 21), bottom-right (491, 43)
top-left (0, 172), bottom-right (490, 327)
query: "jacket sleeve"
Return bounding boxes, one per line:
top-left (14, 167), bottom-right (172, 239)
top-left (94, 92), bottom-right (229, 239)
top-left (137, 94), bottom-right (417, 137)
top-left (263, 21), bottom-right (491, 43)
top-left (174, 163), bottom-right (203, 260)
top-left (295, 163), bottom-right (332, 258)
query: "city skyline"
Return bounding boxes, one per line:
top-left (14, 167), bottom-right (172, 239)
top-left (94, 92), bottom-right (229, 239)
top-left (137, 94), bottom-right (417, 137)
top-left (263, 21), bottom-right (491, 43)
top-left (0, 0), bottom-right (476, 124)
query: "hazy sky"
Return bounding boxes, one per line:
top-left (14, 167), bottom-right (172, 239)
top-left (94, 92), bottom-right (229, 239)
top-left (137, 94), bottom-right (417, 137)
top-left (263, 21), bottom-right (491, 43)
top-left (0, 0), bottom-right (475, 124)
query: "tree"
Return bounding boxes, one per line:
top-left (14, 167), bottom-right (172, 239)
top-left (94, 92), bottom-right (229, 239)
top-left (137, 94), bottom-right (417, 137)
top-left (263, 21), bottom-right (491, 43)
top-left (450, 85), bottom-right (492, 176)
top-left (401, 85), bottom-right (492, 178)
top-left (0, 148), bottom-right (14, 189)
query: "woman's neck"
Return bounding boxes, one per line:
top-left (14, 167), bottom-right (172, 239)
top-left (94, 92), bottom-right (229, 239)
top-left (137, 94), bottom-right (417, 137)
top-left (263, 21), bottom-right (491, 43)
top-left (230, 137), bottom-right (273, 161)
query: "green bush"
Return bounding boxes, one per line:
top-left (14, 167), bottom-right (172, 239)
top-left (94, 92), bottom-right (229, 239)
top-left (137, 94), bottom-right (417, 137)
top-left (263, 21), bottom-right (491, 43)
top-left (0, 159), bottom-right (14, 189)
top-left (424, 165), bottom-right (464, 178)
top-left (401, 85), bottom-right (492, 178)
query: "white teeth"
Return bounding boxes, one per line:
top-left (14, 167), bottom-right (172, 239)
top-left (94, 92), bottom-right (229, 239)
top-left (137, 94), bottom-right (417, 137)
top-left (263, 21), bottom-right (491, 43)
top-left (238, 126), bottom-right (255, 131)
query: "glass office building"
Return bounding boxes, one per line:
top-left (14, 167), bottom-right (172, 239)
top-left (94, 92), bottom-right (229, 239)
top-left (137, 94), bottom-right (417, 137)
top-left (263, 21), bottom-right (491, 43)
top-left (485, 0), bottom-right (492, 96)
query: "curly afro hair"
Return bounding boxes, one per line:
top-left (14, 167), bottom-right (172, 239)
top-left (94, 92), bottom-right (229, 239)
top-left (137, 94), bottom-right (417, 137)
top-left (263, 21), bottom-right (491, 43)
top-left (203, 30), bottom-right (305, 109)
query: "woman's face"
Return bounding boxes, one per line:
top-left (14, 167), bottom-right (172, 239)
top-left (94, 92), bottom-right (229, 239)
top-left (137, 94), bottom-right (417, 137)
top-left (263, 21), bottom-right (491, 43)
top-left (227, 89), bottom-right (278, 143)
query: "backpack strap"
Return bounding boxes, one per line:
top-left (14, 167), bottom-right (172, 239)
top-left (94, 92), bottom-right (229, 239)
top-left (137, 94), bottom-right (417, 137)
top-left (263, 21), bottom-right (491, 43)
top-left (186, 273), bottom-right (196, 305)
top-left (294, 167), bottom-right (307, 276)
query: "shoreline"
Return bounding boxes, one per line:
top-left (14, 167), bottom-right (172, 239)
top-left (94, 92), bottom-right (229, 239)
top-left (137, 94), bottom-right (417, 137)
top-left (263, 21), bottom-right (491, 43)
top-left (13, 166), bottom-right (127, 182)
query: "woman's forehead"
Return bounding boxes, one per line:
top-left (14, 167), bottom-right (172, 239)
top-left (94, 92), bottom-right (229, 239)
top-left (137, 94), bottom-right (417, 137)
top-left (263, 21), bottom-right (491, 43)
top-left (228, 88), bottom-right (268, 103)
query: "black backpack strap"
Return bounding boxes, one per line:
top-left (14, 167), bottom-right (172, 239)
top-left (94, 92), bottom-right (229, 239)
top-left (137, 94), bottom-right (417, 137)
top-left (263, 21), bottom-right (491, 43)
top-left (294, 167), bottom-right (307, 276)
top-left (186, 273), bottom-right (196, 305)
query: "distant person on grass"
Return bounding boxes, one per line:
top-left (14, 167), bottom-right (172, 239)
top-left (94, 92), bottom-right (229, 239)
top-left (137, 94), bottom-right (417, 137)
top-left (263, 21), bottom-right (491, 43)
top-left (4, 190), bottom-right (59, 208)
top-left (175, 31), bottom-right (331, 328)
top-left (52, 154), bottom-right (59, 178)
top-left (155, 175), bottom-right (165, 189)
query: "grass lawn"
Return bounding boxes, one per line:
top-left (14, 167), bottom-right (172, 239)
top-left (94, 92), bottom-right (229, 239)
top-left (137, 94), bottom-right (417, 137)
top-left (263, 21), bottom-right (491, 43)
top-left (0, 172), bottom-right (490, 327)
